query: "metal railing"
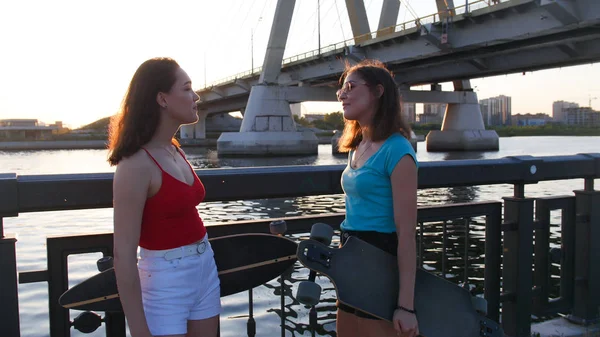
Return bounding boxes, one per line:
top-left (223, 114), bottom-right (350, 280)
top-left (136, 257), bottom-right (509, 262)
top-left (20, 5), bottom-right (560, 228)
top-left (199, 0), bottom-right (511, 89)
top-left (1, 153), bottom-right (599, 337)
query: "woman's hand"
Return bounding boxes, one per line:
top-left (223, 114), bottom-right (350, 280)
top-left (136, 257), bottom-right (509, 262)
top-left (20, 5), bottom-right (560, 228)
top-left (392, 308), bottom-right (419, 337)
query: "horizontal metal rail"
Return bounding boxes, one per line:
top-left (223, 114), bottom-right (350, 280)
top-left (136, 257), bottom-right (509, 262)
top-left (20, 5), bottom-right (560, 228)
top-left (1, 153), bottom-right (598, 215)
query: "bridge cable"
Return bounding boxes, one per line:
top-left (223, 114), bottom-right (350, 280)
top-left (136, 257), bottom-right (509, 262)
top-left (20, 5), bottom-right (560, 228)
top-left (291, 1), bottom-right (327, 56)
top-left (253, 0), bottom-right (271, 31)
top-left (248, 0), bottom-right (272, 70)
top-left (212, 0), bottom-right (244, 51)
top-left (333, 0), bottom-right (347, 41)
top-left (300, 0), bottom-right (337, 50)
top-left (400, 0), bottom-right (420, 21)
top-left (239, 0), bottom-right (260, 31)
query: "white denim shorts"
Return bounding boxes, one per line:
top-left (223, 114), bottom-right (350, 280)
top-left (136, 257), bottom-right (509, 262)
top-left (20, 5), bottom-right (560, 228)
top-left (138, 235), bottom-right (221, 336)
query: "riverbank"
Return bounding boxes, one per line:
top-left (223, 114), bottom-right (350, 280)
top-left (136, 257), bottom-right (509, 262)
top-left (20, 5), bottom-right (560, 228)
top-left (412, 124), bottom-right (600, 137)
top-left (0, 136), bottom-right (335, 151)
top-left (2, 129), bottom-right (594, 151)
top-left (0, 140), bottom-right (108, 151)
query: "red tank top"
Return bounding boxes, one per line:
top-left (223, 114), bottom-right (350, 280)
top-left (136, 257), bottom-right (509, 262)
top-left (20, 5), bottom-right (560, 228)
top-left (138, 147), bottom-right (207, 250)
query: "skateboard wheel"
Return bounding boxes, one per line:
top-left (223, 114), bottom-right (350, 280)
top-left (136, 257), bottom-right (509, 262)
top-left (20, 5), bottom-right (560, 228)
top-left (97, 256), bottom-right (114, 272)
top-left (471, 296), bottom-right (488, 315)
top-left (310, 223), bottom-right (334, 245)
top-left (269, 220), bottom-right (287, 235)
top-left (296, 281), bottom-right (321, 306)
top-left (72, 311), bottom-right (102, 333)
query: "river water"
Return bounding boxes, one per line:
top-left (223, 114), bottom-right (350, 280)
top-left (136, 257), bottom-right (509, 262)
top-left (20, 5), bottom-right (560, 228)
top-left (1, 136), bottom-right (598, 337)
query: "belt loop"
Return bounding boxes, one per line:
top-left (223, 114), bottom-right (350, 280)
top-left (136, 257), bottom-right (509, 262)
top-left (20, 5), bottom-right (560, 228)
top-left (178, 246), bottom-right (184, 261)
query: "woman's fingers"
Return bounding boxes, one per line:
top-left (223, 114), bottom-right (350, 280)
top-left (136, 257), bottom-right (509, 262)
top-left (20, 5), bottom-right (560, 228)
top-left (394, 319), bottom-right (402, 332)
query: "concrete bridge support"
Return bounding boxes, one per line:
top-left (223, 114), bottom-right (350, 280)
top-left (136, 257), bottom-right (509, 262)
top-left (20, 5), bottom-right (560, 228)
top-left (179, 110), bottom-right (207, 140)
top-left (217, 0), bottom-right (320, 156)
top-left (425, 81), bottom-right (499, 151)
top-left (376, 0), bottom-right (400, 37)
top-left (426, 0), bottom-right (499, 152)
top-left (346, 0), bottom-right (372, 43)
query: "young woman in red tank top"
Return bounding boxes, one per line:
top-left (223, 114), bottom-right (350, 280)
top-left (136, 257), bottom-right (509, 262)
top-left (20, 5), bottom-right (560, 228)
top-left (107, 58), bottom-right (220, 337)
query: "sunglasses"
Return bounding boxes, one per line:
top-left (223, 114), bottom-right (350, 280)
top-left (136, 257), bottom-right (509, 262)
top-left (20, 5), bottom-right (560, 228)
top-left (336, 80), bottom-right (368, 99)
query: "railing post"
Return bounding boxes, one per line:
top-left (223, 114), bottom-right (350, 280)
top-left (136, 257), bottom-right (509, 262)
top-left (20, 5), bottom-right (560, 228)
top-left (104, 312), bottom-right (126, 337)
top-left (484, 203), bottom-right (502, 323)
top-left (0, 173), bottom-right (21, 337)
top-left (0, 224), bottom-right (21, 337)
top-left (533, 196), bottom-right (576, 315)
top-left (502, 184), bottom-right (534, 337)
top-left (47, 238), bottom-right (70, 337)
top-left (568, 177), bottom-right (600, 325)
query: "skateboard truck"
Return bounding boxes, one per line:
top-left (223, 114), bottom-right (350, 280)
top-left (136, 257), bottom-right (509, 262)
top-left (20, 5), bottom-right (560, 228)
top-left (479, 317), bottom-right (503, 337)
top-left (302, 243), bottom-right (332, 268)
top-left (296, 223), bottom-right (335, 334)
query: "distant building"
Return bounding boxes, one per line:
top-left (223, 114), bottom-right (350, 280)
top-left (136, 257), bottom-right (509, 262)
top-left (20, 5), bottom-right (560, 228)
top-left (479, 100), bottom-right (491, 126)
top-left (304, 114), bottom-right (327, 123)
top-left (552, 101), bottom-right (579, 123)
top-left (402, 103), bottom-right (416, 124)
top-left (0, 119), bottom-right (61, 141)
top-left (290, 103), bottom-right (308, 118)
top-left (511, 113), bottom-right (553, 126)
top-left (418, 103), bottom-right (446, 124)
top-left (564, 107), bottom-right (600, 127)
top-left (479, 95), bottom-right (511, 126)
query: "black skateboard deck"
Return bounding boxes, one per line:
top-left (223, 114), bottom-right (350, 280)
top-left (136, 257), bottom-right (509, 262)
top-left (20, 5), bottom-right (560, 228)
top-left (297, 236), bottom-right (503, 337)
top-left (60, 233), bottom-right (297, 312)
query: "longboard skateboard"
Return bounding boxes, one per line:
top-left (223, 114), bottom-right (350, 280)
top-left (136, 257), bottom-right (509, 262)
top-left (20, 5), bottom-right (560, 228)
top-left (60, 233), bottom-right (297, 312)
top-left (297, 233), bottom-right (504, 337)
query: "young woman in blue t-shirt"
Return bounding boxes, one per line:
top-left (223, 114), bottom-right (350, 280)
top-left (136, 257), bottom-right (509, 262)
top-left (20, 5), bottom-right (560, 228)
top-left (336, 59), bottom-right (419, 337)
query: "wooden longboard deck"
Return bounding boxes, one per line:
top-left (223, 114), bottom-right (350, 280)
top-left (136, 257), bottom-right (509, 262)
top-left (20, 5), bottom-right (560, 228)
top-left (59, 233), bottom-right (297, 312)
top-left (297, 237), bottom-right (503, 337)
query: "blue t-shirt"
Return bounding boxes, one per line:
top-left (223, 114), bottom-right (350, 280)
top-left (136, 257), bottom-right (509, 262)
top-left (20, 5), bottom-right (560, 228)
top-left (340, 133), bottom-right (419, 233)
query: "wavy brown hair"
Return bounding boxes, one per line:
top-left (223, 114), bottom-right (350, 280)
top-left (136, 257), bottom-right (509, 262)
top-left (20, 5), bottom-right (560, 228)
top-left (337, 59), bottom-right (411, 153)
top-left (107, 57), bottom-right (181, 166)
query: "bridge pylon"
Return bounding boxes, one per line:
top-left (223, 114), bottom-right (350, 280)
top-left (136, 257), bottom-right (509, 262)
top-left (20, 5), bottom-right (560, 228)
top-left (425, 0), bottom-right (499, 152)
top-left (217, 0), bottom-right (319, 156)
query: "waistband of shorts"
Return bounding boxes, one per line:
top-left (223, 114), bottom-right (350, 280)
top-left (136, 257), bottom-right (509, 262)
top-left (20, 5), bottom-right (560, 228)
top-left (341, 229), bottom-right (397, 239)
top-left (139, 235), bottom-right (208, 261)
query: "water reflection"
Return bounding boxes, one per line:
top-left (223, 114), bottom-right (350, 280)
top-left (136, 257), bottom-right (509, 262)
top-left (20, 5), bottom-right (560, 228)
top-left (183, 145), bottom-right (348, 169)
top-left (445, 152), bottom-right (484, 203)
top-left (447, 185), bottom-right (480, 204)
top-left (443, 151), bottom-right (485, 161)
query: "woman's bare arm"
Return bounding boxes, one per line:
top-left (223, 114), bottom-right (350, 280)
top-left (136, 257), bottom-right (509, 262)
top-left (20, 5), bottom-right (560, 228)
top-left (390, 155), bottom-right (418, 310)
top-left (113, 154), bottom-right (153, 337)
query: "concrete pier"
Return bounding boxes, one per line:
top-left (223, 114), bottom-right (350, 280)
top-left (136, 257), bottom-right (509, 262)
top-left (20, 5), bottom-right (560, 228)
top-left (217, 85), bottom-right (318, 156)
top-left (426, 102), bottom-right (499, 151)
top-left (216, 0), bottom-right (321, 156)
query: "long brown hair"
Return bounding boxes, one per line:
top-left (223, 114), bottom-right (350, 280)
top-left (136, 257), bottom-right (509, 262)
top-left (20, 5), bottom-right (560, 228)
top-left (337, 59), bottom-right (411, 153)
top-left (107, 57), bottom-right (181, 166)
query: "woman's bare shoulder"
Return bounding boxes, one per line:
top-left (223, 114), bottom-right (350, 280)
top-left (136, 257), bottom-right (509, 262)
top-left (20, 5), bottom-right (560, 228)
top-left (114, 149), bottom-right (153, 181)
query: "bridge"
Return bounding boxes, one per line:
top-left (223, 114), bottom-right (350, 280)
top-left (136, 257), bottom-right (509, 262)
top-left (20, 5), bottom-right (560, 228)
top-left (186, 0), bottom-right (600, 155)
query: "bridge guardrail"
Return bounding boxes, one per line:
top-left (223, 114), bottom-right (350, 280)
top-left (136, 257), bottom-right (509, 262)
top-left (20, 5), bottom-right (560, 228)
top-left (198, 0), bottom-right (510, 90)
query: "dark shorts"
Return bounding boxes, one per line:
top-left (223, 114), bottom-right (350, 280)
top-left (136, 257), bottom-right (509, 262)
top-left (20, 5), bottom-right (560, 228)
top-left (336, 229), bottom-right (398, 320)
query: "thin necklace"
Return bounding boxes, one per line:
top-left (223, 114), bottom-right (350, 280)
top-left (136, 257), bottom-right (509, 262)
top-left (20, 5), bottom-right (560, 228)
top-left (351, 141), bottom-right (373, 168)
top-left (164, 145), bottom-right (177, 162)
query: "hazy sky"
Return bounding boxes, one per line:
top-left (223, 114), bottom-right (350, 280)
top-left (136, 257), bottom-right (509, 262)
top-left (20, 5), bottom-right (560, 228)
top-left (1, 0), bottom-right (599, 128)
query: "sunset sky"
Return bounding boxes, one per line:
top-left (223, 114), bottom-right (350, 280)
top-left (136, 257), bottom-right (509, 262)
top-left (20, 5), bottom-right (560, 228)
top-left (1, 0), bottom-right (599, 128)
